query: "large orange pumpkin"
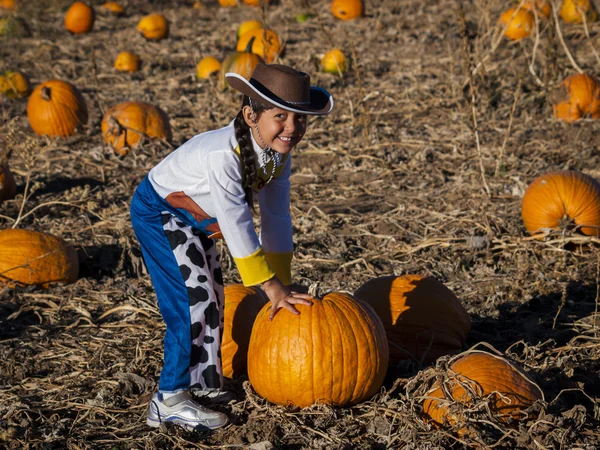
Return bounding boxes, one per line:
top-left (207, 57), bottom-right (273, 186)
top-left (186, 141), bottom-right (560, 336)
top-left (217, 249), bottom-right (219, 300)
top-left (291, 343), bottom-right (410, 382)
top-left (0, 229), bottom-right (79, 288)
top-left (236, 28), bottom-right (281, 63)
top-left (521, 170), bottom-right (600, 236)
top-left (221, 284), bottom-right (268, 379)
top-left (331, 0), bottom-right (363, 20)
top-left (247, 291), bottom-right (389, 408)
top-left (553, 73), bottom-right (600, 123)
top-left (219, 37), bottom-right (264, 91)
top-left (101, 101), bottom-right (172, 156)
top-left (422, 351), bottom-right (544, 435)
top-left (498, 7), bottom-right (534, 40)
top-left (64, 1), bottom-right (95, 34)
top-left (0, 165), bottom-right (17, 202)
top-left (0, 70), bottom-right (30, 98)
top-left (560, 0), bottom-right (598, 23)
top-left (354, 275), bottom-right (471, 365)
top-left (27, 80), bottom-right (88, 137)
top-left (137, 13), bottom-right (168, 40)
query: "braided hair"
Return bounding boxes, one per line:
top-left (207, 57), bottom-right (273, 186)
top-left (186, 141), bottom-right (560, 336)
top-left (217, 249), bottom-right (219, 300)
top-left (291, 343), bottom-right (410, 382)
top-left (234, 95), bottom-right (274, 207)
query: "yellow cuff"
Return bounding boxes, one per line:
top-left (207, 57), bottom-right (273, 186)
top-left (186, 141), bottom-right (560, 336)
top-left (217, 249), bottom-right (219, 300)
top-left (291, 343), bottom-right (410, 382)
top-left (234, 247), bottom-right (276, 286)
top-left (265, 252), bottom-right (293, 285)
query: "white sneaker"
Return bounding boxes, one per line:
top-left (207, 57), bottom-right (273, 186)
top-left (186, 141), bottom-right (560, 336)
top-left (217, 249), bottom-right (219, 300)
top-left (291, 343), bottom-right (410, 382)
top-left (146, 391), bottom-right (229, 431)
top-left (190, 388), bottom-right (237, 404)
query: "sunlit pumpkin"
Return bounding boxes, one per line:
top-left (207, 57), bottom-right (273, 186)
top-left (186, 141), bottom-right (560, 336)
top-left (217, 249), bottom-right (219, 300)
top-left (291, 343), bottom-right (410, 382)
top-left (0, 16), bottom-right (30, 37)
top-left (0, 0), bottom-right (16, 11)
top-left (221, 284), bottom-right (268, 379)
top-left (236, 28), bottom-right (281, 63)
top-left (522, 0), bottom-right (551, 18)
top-left (242, 0), bottom-right (269, 6)
top-left (354, 274), bottom-right (471, 365)
top-left (114, 51), bottom-right (140, 73)
top-left (101, 101), bottom-right (172, 156)
top-left (498, 7), bottom-right (534, 40)
top-left (560, 0), bottom-right (598, 24)
top-left (0, 165), bottom-right (17, 203)
top-left (422, 351), bottom-right (544, 435)
top-left (0, 71), bottom-right (30, 98)
top-left (521, 170), bottom-right (600, 236)
top-left (64, 1), bottom-right (95, 34)
top-left (248, 291), bottom-right (389, 407)
top-left (196, 56), bottom-right (221, 79)
top-left (219, 37), bottom-right (264, 91)
top-left (137, 13), bottom-right (168, 40)
top-left (236, 19), bottom-right (261, 39)
top-left (218, 0), bottom-right (237, 6)
top-left (321, 48), bottom-right (347, 74)
top-left (553, 73), bottom-right (600, 122)
top-left (0, 229), bottom-right (79, 288)
top-left (27, 80), bottom-right (88, 137)
top-left (100, 2), bottom-right (124, 15)
top-left (331, 0), bottom-right (363, 20)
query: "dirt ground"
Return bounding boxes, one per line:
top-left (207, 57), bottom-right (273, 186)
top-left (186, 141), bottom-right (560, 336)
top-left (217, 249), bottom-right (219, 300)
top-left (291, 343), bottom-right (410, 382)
top-left (1, 0), bottom-right (600, 448)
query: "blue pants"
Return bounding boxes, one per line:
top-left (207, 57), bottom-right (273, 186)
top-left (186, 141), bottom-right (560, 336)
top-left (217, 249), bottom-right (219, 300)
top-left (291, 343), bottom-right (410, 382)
top-left (130, 177), bottom-right (224, 392)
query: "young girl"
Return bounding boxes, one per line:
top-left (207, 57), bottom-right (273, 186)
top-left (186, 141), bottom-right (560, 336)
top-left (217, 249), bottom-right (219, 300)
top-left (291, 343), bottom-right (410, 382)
top-left (130, 63), bottom-right (334, 431)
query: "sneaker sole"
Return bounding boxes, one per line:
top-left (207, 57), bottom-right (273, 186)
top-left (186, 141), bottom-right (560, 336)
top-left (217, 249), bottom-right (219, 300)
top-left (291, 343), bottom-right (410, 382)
top-left (146, 416), bottom-right (228, 431)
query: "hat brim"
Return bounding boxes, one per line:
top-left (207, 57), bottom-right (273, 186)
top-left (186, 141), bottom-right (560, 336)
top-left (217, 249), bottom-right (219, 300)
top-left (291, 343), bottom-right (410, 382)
top-left (225, 72), bottom-right (334, 115)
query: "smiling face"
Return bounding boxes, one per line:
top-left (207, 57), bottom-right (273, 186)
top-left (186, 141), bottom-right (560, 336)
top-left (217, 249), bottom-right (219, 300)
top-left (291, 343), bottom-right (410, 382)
top-left (242, 104), bottom-right (308, 155)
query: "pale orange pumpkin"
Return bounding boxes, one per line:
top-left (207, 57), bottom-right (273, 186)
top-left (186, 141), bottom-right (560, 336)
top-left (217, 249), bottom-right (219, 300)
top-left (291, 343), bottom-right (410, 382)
top-left (101, 101), bottom-right (172, 156)
top-left (27, 80), bottom-right (88, 138)
top-left (422, 351), bottom-right (544, 435)
top-left (236, 28), bottom-right (281, 63)
top-left (218, 0), bottom-right (237, 7)
top-left (242, 0), bottom-right (269, 6)
top-left (354, 274), bottom-right (471, 365)
top-left (64, 1), bottom-right (95, 34)
top-left (0, 70), bottom-right (30, 98)
top-left (498, 7), bottom-right (534, 40)
top-left (0, 165), bottom-right (17, 203)
top-left (0, 229), bottom-right (79, 288)
top-left (321, 48), bottom-right (347, 74)
top-left (560, 0), bottom-right (598, 24)
top-left (331, 0), bottom-right (363, 20)
top-left (553, 73), bottom-right (600, 123)
top-left (100, 2), bottom-right (125, 15)
top-left (248, 291), bottom-right (389, 407)
top-left (114, 51), bottom-right (140, 73)
top-left (196, 56), bottom-right (221, 79)
top-left (522, 170), bottom-right (600, 236)
top-left (221, 284), bottom-right (268, 379)
top-left (522, 0), bottom-right (551, 18)
top-left (236, 19), bottom-right (261, 39)
top-left (137, 13), bottom-right (168, 40)
top-left (219, 37), bottom-right (264, 90)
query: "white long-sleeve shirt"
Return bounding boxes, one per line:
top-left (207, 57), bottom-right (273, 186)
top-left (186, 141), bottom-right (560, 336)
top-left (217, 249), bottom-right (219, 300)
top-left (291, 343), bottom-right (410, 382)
top-left (148, 120), bottom-right (293, 286)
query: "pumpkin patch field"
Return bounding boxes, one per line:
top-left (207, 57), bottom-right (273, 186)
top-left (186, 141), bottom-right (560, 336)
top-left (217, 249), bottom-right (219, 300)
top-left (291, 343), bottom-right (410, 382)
top-left (2, 0), bottom-right (600, 448)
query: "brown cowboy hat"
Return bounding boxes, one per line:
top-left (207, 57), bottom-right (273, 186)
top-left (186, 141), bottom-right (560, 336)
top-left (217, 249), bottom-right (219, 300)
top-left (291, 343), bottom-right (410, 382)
top-left (225, 63), bottom-right (334, 115)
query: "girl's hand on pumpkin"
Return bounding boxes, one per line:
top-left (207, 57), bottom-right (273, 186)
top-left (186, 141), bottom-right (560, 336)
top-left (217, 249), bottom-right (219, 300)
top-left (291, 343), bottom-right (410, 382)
top-left (262, 276), bottom-right (313, 320)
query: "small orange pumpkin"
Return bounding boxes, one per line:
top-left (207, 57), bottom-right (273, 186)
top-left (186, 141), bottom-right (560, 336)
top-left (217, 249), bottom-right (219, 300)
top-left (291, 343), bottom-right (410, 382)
top-left (0, 71), bottom-right (30, 98)
top-left (422, 351), bottom-right (544, 435)
top-left (521, 170), bottom-right (600, 236)
top-left (64, 1), bottom-right (95, 34)
top-left (560, 0), bottom-right (598, 23)
top-left (0, 165), bottom-right (17, 203)
top-left (0, 229), bottom-right (79, 288)
top-left (248, 291), bottom-right (389, 407)
top-left (196, 56), bottom-right (221, 79)
top-left (220, 37), bottom-right (264, 90)
top-left (114, 51), bottom-right (140, 73)
top-left (221, 284), bottom-right (268, 379)
top-left (321, 48), bottom-right (347, 74)
top-left (354, 275), bottom-right (471, 364)
top-left (553, 73), bottom-right (600, 122)
top-left (27, 80), bottom-right (88, 138)
top-left (522, 0), bottom-right (551, 18)
top-left (101, 101), bottom-right (172, 156)
top-left (0, 0), bottom-right (16, 10)
top-left (236, 28), bottom-right (281, 63)
top-left (242, 0), bottom-right (269, 6)
top-left (137, 13), bottom-right (168, 40)
top-left (331, 0), bottom-right (363, 20)
top-left (218, 0), bottom-right (237, 6)
top-left (498, 7), bottom-right (534, 40)
top-left (236, 19), bottom-right (261, 39)
top-left (100, 2), bottom-right (124, 15)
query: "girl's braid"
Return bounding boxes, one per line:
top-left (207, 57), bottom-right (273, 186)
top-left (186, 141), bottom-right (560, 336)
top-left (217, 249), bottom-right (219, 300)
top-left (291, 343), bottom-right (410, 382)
top-left (233, 95), bottom-right (273, 207)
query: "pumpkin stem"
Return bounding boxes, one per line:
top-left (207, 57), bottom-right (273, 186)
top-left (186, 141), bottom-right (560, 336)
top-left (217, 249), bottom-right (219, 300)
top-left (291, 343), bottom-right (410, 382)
top-left (40, 86), bottom-right (51, 101)
top-left (244, 36), bottom-right (256, 53)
